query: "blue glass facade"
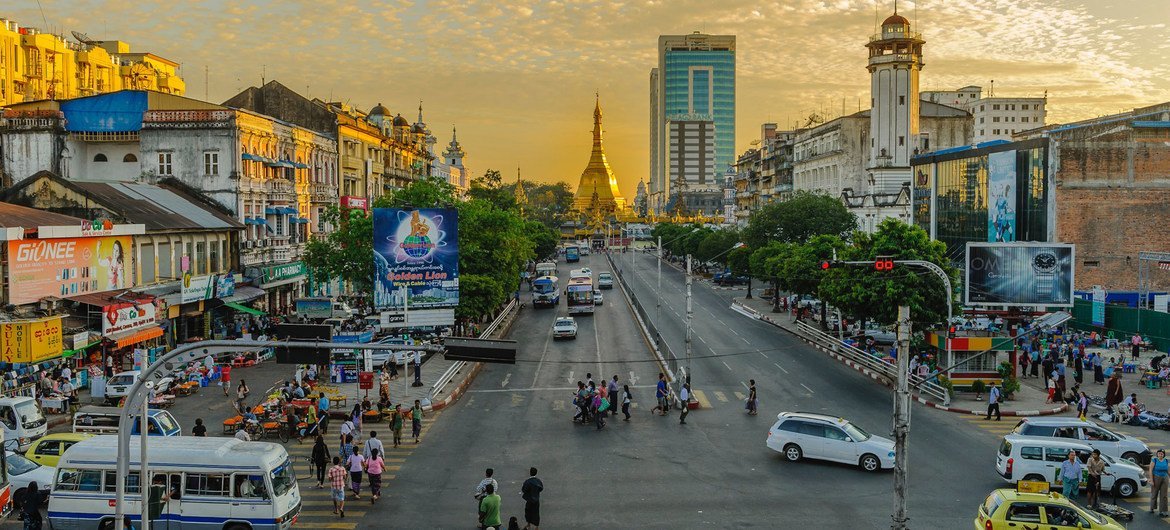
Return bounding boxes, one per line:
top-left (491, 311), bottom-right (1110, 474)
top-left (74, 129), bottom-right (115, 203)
top-left (663, 50), bottom-right (735, 171)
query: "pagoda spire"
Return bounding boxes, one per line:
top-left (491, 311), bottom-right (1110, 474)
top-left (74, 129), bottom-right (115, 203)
top-left (574, 93), bottom-right (625, 213)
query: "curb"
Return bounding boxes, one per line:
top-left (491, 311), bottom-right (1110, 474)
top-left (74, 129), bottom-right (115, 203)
top-left (427, 362), bottom-right (483, 412)
top-left (736, 300), bottom-right (1070, 418)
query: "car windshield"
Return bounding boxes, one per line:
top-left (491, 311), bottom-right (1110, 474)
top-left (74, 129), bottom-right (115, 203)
top-left (15, 401), bottom-right (42, 422)
top-left (842, 422), bottom-right (871, 441)
top-left (1075, 504), bottom-right (1107, 525)
top-left (109, 375), bottom-right (136, 386)
top-left (153, 412), bottom-right (179, 434)
top-left (271, 458), bottom-right (296, 497)
top-left (6, 453), bottom-right (39, 476)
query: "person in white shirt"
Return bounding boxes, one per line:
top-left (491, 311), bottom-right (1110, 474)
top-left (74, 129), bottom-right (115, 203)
top-left (474, 468), bottom-right (497, 502)
top-left (235, 428), bottom-right (251, 441)
top-left (412, 350), bottom-right (423, 386)
top-left (679, 383), bottom-right (690, 425)
top-left (363, 431), bottom-right (384, 459)
top-left (60, 366), bottom-right (72, 382)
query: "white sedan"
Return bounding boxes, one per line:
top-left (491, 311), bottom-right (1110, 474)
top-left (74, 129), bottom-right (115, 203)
top-left (553, 317), bottom-right (578, 340)
top-left (593, 291), bottom-right (604, 305)
top-left (7, 450), bottom-right (53, 509)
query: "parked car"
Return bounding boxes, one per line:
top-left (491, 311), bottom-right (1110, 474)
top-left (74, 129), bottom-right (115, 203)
top-left (713, 272), bottom-right (749, 286)
top-left (1010, 417), bottom-right (1151, 464)
top-left (852, 324), bottom-right (897, 346)
top-left (24, 433), bottom-right (93, 468)
top-left (7, 450), bottom-right (53, 510)
top-left (975, 487), bottom-right (1125, 530)
top-left (766, 412), bottom-right (894, 472)
top-left (593, 291), bottom-right (604, 305)
top-left (553, 317), bottom-right (578, 340)
top-left (996, 435), bottom-right (1146, 497)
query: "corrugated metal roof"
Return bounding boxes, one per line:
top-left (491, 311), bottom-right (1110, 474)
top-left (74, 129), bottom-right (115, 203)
top-left (0, 202), bottom-right (85, 229)
top-left (66, 180), bottom-right (242, 231)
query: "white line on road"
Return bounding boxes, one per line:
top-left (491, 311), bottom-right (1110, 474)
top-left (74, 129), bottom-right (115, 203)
top-left (697, 335), bottom-right (708, 345)
top-left (567, 370), bottom-right (575, 385)
top-left (721, 360), bottom-right (733, 371)
top-left (469, 385), bottom-right (658, 394)
top-left (731, 329), bottom-right (740, 336)
top-left (742, 337), bottom-right (750, 344)
top-left (741, 381), bottom-right (750, 390)
top-left (800, 383), bottom-right (815, 394)
top-left (501, 373), bottom-right (511, 388)
top-left (774, 362), bottom-right (789, 374)
top-left (757, 350), bottom-right (767, 358)
top-left (629, 371), bottom-right (640, 385)
top-left (530, 330), bottom-right (554, 389)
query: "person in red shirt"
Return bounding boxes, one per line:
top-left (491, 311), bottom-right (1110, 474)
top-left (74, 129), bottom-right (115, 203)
top-left (221, 364), bottom-right (232, 396)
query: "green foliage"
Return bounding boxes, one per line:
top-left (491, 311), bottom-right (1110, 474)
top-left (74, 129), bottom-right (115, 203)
top-left (695, 228), bottom-right (740, 265)
top-left (457, 274), bottom-right (504, 320)
top-left (304, 207), bottom-right (375, 294)
top-left (777, 235), bottom-right (847, 297)
top-left (742, 191), bottom-right (856, 249)
top-left (468, 169), bottom-right (516, 211)
top-left (727, 245), bottom-right (752, 277)
top-left (936, 374), bottom-right (955, 397)
top-left (1001, 377), bottom-right (1020, 397)
top-left (749, 242), bottom-right (790, 281)
top-left (525, 220), bottom-right (561, 261)
top-left (817, 218), bottom-right (958, 328)
top-left (521, 182), bottom-right (575, 229)
top-left (650, 223), bottom-right (706, 256)
top-left (970, 379), bottom-right (987, 395)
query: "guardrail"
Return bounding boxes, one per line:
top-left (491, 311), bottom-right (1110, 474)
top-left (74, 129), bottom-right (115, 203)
top-left (430, 299), bottom-right (518, 399)
top-left (794, 320), bottom-right (951, 405)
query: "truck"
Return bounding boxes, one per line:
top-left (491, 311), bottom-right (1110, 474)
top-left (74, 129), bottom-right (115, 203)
top-left (295, 297), bottom-right (354, 321)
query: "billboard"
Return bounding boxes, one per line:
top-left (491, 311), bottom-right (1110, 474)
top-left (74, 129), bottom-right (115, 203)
top-left (7, 236), bottom-right (133, 305)
top-left (102, 301), bottom-right (158, 335)
top-left (965, 243), bottom-right (1075, 307)
top-left (0, 316), bottom-right (64, 363)
top-left (987, 151), bottom-right (1016, 242)
top-left (373, 208), bottom-right (459, 309)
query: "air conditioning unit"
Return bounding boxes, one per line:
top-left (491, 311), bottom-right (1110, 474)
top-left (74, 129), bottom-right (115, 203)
top-left (244, 240), bottom-right (254, 249)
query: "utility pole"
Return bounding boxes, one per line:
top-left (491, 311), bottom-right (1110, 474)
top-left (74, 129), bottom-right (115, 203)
top-left (892, 305), bottom-right (911, 530)
top-left (685, 254), bottom-right (693, 385)
top-left (140, 382), bottom-right (152, 530)
top-left (656, 236), bottom-right (662, 346)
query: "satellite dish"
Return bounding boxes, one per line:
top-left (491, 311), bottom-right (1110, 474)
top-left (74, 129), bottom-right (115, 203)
top-left (71, 31), bottom-right (97, 45)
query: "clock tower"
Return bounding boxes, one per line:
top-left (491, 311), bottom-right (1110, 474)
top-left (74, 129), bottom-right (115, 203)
top-left (866, 10), bottom-right (924, 194)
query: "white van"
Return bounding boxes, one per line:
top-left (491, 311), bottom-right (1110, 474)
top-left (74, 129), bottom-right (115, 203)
top-left (0, 397), bottom-right (47, 451)
top-left (103, 371), bottom-right (174, 405)
top-left (48, 435), bottom-right (301, 530)
top-left (997, 434), bottom-right (1147, 497)
top-left (1011, 417), bottom-right (1152, 464)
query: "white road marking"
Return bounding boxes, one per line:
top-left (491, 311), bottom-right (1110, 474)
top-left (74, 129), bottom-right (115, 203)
top-left (774, 362), bottom-right (789, 374)
top-left (501, 373), bottom-right (511, 388)
top-left (468, 385), bottom-right (658, 394)
top-left (742, 337), bottom-right (750, 344)
top-left (800, 383), bottom-right (815, 394)
top-left (757, 350), bottom-right (767, 358)
top-left (721, 360), bottom-right (733, 371)
top-left (697, 335), bottom-right (708, 345)
top-left (567, 370), bottom-right (575, 385)
top-left (530, 330), bottom-right (554, 388)
top-left (629, 371), bottom-right (640, 385)
top-left (731, 329), bottom-right (740, 336)
top-left (741, 381), bottom-right (750, 390)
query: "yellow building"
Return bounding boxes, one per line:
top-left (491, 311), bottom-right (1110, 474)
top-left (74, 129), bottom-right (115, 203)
top-left (0, 17), bottom-right (184, 107)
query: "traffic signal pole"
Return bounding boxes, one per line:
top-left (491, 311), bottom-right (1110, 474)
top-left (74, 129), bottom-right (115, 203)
top-left (893, 305), bottom-right (912, 530)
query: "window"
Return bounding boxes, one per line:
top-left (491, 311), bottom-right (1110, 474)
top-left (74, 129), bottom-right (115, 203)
top-left (993, 117), bottom-right (1000, 123)
top-left (823, 426), bottom-right (849, 441)
top-left (898, 95), bottom-right (905, 105)
top-left (993, 104), bottom-right (1000, 110)
top-left (898, 136), bottom-right (905, 146)
top-left (1044, 505), bottom-right (1090, 527)
top-left (798, 422), bottom-right (825, 438)
top-left (275, 215), bottom-right (284, 236)
top-left (158, 152), bottom-right (173, 176)
top-left (234, 474), bottom-right (268, 498)
top-left (979, 117), bottom-right (984, 124)
top-left (979, 129), bottom-right (984, 136)
top-left (204, 152), bottom-right (219, 175)
top-left (56, 469), bottom-right (104, 492)
top-left (186, 473), bottom-right (231, 497)
top-left (980, 105), bottom-right (985, 112)
top-left (1005, 503), bottom-right (1042, 523)
top-left (1020, 446), bottom-right (1044, 460)
top-left (123, 153), bottom-right (138, 163)
top-left (93, 153), bottom-right (108, 162)
top-left (34, 441), bottom-right (61, 457)
top-left (104, 471), bottom-right (141, 493)
top-left (993, 129), bottom-right (1000, 135)
top-left (1022, 117), bottom-right (1029, 123)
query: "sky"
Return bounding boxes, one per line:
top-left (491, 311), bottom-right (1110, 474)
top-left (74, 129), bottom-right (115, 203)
top-left (8, 1), bottom-right (1170, 199)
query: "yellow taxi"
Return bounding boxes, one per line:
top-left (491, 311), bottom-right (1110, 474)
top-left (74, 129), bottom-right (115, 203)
top-left (975, 483), bottom-right (1125, 530)
top-left (24, 432), bottom-right (93, 468)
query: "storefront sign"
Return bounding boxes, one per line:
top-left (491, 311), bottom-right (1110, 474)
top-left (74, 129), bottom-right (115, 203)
top-left (70, 331), bottom-right (92, 350)
top-left (7, 236), bottom-right (134, 305)
top-left (102, 301), bottom-right (158, 335)
top-left (341, 196), bottom-right (368, 211)
top-left (261, 262), bottom-right (306, 284)
top-left (218, 274), bottom-right (236, 298)
top-left (181, 274), bottom-right (216, 304)
top-left (0, 316), bottom-right (64, 363)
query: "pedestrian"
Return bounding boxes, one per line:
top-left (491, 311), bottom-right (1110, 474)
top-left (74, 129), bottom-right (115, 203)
top-left (340, 416), bottom-right (356, 449)
top-left (652, 373), bottom-right (668, 416)
top-left (508, 517), bottom-right (521, 530)
top-left (1152, 449), bottom-right (1170, 516)
top-left (984, 382), bottom-right (1001, 421)
top-left (1031, 348), bottom-right (1041, 378)
top-left (679, 383), bottom-right (690, 425)
top-left (1106, 372), bottom-right (1124, 413)
top-left (592, 391), bottom-right (606, 430)
top-left (340, 434), bottom-right (355, 463)
top-left (478, 483), bottom-right (502, 530)
top-left (21, 481), bottom-right (43, 530)
top-left (221, 363), bottom-right (232, 396)
top-left (521, 467), bottom-right (543, 530)
top-left (1058, 449), bottom-right (1083, 500)
top-left (475, 468), bottom-right (498, 511)
top-left (318, 392), bottom-right (331, 435)
top-left (1133, 334), bottom-right (1143, 362)
top-left (1093, 353), bottom-right (1105, 385)
top-left (411, 399), bottom-right (423, 443)
top-left (363, 431), bottom-right (384, 460)
top-left (747, 379), bottom-right (758, 416)
top-left (412, 349), bottom-right (423, 387)
top-left (345, 445), bottom-right (366, 499)
top-left (1086, 449), bottom-right (1107, 509)
top-left (621, 384), bottom-right (632, 421)
top-left (327, 456), bottom-right (347, 517)
top-left (608, 375), bottom-right (619, 408)
top-left (365, 447), bottom-right (384, 503)
top-left (350, 404), bottom-right (363, 439)
top-left (1074, 353), bottom-right (1084, 385)
top-left (391, 405), bottom-right (405, 446)
top-left (191, 418), bottom-right (207, 437)
top-left (1078, 391), bottom-right (1089, 421)
top-left (312, 435), bottom-right (331, 488)
top-left (235, 379), bottom-right (249, 412)
top-left (1045, 376), bottom-right (1056, 404)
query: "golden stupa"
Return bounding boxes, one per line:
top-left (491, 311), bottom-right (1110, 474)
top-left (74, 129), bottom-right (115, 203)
top-left (574, 94), bottom-right (626, 214)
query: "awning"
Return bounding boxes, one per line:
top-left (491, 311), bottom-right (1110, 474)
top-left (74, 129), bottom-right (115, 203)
top-left (278, 207), bottom-right (297, 215)
top-left (244, 217), bottom-right (259, 225)
top-left (242, 153), bottom-right (261, 161)
top-left (108, 325), bottom-right (164, 349)
top-left (293, 162), bottom-right (309, 169)
top-left (220, 286), bottom-right (265, 303)
top-left (223, 302), bottom-right (266, 316)
top-left (62, 339), bottom-right (102, 358)
top-left (265, 207), bottom-right (279, 215)
top-left (291, 217), bottom-right (309, 224)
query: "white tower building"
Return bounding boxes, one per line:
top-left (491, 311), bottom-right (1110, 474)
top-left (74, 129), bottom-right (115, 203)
top-left (866, 11), bottom-right (924, 194)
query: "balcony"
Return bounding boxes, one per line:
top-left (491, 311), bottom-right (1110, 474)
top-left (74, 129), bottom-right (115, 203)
top-left (266, 179), bottom-right (295, 200)
top-left (310, 183), bottom-right (338, 202)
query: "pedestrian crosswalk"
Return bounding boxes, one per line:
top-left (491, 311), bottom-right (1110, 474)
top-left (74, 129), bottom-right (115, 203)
top-left (282, 413), bottom-right (441, 529)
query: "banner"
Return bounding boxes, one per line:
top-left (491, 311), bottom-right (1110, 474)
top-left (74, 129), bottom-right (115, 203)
top-left (181, 274), bottom-right (216, 303)
top-left (0, 316), bottom-right (64, 363)
top-left (102, 301), bottom-right (158, 335)
top-left (965, 243), bottom-right (1075, 307)
top-left (987, 151), bottom-right (1016, 243)
top-left (373, 208), bottom-right (459, 309)
top-left (7, 236), bottom-right (134, 305)
top-left (1091, 287), bottom-right (1107, 326)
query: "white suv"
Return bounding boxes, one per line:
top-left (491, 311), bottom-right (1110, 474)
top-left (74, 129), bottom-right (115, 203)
top-left (766, 412), bottom-right (895, 472)
top-left (1010, 417), bottom-right (1151, 465)
top-left (996, 434), bottom-right (1146, 497)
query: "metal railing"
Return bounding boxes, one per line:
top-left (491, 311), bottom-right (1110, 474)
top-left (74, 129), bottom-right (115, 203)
top-left (795, 320), bottom-right (950, 405)
top-left (430, 298), bottom-right (518, 399)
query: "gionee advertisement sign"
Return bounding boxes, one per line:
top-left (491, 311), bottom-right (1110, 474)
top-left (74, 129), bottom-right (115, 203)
top-left (0, 316), bottom-right (64, 363)
top-left (7, 236), bottom-right (133, 305)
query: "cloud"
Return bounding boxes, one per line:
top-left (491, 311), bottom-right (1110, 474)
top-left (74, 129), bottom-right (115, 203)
top-left (4, 0), bottom-right (1168, 199)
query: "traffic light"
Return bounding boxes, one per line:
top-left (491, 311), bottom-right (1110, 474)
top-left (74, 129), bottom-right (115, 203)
top-left (874, 256), bottom-right (895, 272)
top-left (820, 260), bottom-right (834, 270)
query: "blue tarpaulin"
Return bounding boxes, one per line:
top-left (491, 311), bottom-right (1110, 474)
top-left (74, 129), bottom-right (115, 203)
top-left (61, 91), bottom-right (149, 132)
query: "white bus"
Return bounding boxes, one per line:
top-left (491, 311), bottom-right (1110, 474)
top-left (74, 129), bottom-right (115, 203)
top-left (567, 277), bottom-right (595, 315)
top-left (48, 436), bottom-right (300, 530)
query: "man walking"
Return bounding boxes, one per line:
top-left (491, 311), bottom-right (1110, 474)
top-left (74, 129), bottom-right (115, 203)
top-left (1058, 450), bottom-right (1084, 500)
top-left (363, 431), bottom-right (384, 460)
top-left (412, 350), bottom-right (423, 387)
top-left (985, 382), bottom-right (1001, 421)
top-left (608, 375), bottom-right (619, 410)
top-left (651, 373), bottom-right (668, 416)
top-left (327, 456), bottom-right (348, 518)
top-left (478, 483), bottom-right (502, 530)
top-left (679, 383), bottom-right (690, 425)
top-left (747, 379), bottom-right (758, 416)
top-left (1086, 449), bottom-right (1106, 509)
top-left (474, 468), bottom-right (498, 506)
top-left (521, 467), bottom-right (543, 530)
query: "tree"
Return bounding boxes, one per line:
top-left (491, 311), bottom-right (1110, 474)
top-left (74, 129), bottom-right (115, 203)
top-left (523, 182), bottom-right (575, 229)
top-left (525, 220), bottom-right (561, 260)
top-left (727, 245), bottom-right (754, 298)
top-left (776, 235), bottom-right (847, 317)
top-left (468, 169), bottom-right (515, 211)
top-left (742, 191), bottom-right (856, 248)
top-left (304, 206), bottom-right (375, 294)
top-left (750, 241), bottom-right (792, 309)
top-left (818, 218), bottom-right (957, 329)
top-left (695, 228), bottom-right (740, 266)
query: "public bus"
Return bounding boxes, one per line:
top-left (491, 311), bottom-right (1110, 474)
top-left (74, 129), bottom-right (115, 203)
top-left (565, 246), bottom-right (580, 263)
top-left (532, 276), bottom-right (560, 307)
top-left (48, 435), bottom-right (301, 530)
top-left (535, 262), bottom-right (557, 278)
top-left (566, 276), bottom-right (595, 315)
top-left (569, 268), bottom-right (592, 281)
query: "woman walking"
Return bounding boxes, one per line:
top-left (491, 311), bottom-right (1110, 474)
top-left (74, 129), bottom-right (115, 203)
top-left (1077, 391), bottom-right (1089, 421)
top-left (365, 448), bottom-right (385, 503)
top-left (350, 404), bottom-right (363, 440)
top-left (1149, 449), bottom-right (1169, 516)
top-left (411, 399), bottom-right (423, 444)
top-left (312, 435), bottom-right (331, 488)
top-left (235, 379), bottom-right (250, 413)
top-left (621, 384), bottom-right (632, 421)
top-left (345, 446), bottom-right (366, 500)
top-left (747, 379), bottom-right (758, 416)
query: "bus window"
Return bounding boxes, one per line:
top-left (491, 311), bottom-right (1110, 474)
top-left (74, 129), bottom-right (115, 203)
top-left (234, 474), bottom-right (268, 499)
top-left (56, 469), bottom-right (103, 492)
top-left (103, 471), bottom-right (140, 493)
top-left (185, 473), bottom-right (230, 497)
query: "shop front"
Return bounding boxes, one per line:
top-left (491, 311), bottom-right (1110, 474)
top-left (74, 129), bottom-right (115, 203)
top-left (924, 330), bottom-right (1014, 388)
top-left (252, 261), bottom-right (308, 317)
top-left (0, 316), bottom-right (66, 397)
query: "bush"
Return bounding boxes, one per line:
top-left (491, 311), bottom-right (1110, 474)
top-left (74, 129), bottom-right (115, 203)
top-left (936, 374), bottom-right (955, 397)
top-left (1001, 377), bottom-right (1020, 398)
top-left (970, 379), bottom-right (987, 395)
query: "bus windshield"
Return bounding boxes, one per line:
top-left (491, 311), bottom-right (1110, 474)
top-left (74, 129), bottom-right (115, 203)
top-left (271, 458), bottom-right (296, 497)
top-left (533, 279), bottom-right (558, 294)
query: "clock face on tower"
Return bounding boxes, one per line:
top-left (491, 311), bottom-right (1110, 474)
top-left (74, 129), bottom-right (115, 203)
top-left (1032, 252), bottom-right (1058, 273)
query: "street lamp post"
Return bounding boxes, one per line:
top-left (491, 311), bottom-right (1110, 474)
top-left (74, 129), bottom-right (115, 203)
top-left (685, 254), bottom-right (693, 385)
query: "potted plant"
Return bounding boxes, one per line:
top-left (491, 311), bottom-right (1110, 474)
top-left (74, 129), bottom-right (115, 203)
top-left (1001, 377), bottom-right (1020, 400)
top-left (937, 374), bottom-right (955, 398)
top-left (971, 379), bottom-right (987, 401)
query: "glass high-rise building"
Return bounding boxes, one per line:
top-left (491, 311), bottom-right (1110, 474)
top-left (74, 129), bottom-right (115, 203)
top-left (650, 33), bottom-right (736, 213)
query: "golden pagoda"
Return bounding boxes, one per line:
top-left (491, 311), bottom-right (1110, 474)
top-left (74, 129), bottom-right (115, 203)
top-left (574, 94), bottom-right (626, 215)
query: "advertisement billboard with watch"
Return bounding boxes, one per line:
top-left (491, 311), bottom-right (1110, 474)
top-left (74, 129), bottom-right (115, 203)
top-left (965, 242), bottom-right (1075, 307)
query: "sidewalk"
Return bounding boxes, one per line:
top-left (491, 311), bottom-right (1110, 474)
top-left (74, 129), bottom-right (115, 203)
top-left (1015, 344), bottom-right (1170, 416)
top-left (733, 294), bottom-right (1066, 417)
